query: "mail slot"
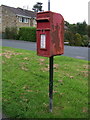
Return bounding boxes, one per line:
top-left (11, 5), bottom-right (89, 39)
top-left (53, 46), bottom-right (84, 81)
top-left (36, 11), bottom-right (64, 57)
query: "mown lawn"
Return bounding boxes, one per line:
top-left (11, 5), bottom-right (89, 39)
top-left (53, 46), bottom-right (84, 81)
top-left (2, 47), bottom-right (89, 118)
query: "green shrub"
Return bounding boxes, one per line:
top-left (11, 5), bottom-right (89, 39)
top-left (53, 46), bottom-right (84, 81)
top-left (88, 25), bottom-right (90, 38)
top-left (74, 33), bottom-right (82, 46)
top-left (18, 27), bottom-right (36, 42)
top-left (64, 31), bottom-right (75, 46)
top-left (5, 27), bottom-right (18, 39)
top-left (81, 35), bottom-right (89, 47)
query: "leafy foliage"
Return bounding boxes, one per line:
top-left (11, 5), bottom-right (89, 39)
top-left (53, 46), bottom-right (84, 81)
top-left (81, 35), bottom-right (89, 47)
top-left (64, 21), bottom-right (89, 46)
top-left (74, 33), bottom-right (82, 46)
top-left (18, 27), bottom-right (36, 42)
top-left (5, 27), bottom-right (18, 39)
top-left (76, 21), bottom-right (87, 35)
top-left (88, 25), bottom-right (90, 38)
top-left (68, 24), bottom-right (77, 34)
top-left (68, 21), bottom-right (87, 35)
top-left (64, 31), bottom-right (75, 46)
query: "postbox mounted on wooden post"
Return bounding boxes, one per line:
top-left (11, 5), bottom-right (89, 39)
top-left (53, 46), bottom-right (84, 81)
top-left (36, 11), bottom-right (64, 57)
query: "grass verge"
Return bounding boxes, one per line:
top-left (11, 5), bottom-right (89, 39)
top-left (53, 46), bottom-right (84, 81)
top-left (2, 46), bottom-right (89, 118)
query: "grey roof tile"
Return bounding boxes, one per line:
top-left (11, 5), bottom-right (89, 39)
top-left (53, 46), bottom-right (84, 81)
top-left (2, 5), bottom-right (36, 18)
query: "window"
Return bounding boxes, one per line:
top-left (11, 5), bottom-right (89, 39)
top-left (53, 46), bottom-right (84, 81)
top-left (19, 17), bottom-right (22, 22)
top-left (24, 18), bottom-right (28, 23)
top-left (19, 17), bottom-right (28, 23)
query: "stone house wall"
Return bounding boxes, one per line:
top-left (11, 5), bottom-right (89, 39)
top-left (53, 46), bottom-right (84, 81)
top-left (2, 5), bottom-right (17, 33)
top-left (0, 5), bottom-right (36, 34)
top-left (16, 17), bottom-right (34, 29)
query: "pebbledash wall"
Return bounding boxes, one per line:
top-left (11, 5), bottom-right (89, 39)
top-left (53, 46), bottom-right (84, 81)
top-left (0, 5), bottom-right (37, 38)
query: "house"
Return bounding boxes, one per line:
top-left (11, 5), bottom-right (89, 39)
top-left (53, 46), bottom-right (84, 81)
top-left (0, 5), bottom-right (37, 35)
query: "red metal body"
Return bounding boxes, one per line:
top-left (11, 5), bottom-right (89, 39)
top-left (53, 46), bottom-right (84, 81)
top-left (36, 11), bottom-right (64, 57)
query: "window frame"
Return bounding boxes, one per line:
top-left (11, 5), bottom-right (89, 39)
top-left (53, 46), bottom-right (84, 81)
top-left (24, 18), bottom-right (28, 23)
top-left (19, 17), bottom-right (28, 23)
top-left (19, 17), bottom-right (22, 23)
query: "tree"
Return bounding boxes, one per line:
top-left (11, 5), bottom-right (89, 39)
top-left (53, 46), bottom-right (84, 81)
top-left (64, 31), bottom-right (75, 46)
top-left (32, 2), bottom-right (43, 12)
top-left (88, 25), bottom-right (90, 38)
top-left (82, 35), bottom-right (89, 47)
top-left (69, 24), bottom-right (77, 34)
top-left (74, 33), bottom-right (82, 46)
top-left (76, 21), bottom-right (87, 35)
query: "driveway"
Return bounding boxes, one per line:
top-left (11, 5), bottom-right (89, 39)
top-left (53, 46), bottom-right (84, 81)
top-left (1, 39), bottom-right (89, 61)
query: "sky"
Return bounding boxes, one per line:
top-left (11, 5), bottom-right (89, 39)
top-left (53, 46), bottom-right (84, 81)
top-left (0, 0), bottom-right (89, 24)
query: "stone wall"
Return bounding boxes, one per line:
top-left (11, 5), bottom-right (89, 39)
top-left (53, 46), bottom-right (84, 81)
top-left (0, 5), bottom-right (36, 35)
top-left (16, 17), bottom-right (33, 28)
top-left (16, 17), bottom-right (36, 29)
top-left (2, 5), bottom-right (17, 32)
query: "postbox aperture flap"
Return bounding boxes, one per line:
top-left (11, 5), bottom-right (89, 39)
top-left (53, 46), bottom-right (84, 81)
top-left (36, 17), bottom-right (50, 22)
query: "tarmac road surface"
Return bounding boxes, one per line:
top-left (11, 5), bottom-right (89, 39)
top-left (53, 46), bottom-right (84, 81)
top-left (1, 39), bottom-right (89, 61)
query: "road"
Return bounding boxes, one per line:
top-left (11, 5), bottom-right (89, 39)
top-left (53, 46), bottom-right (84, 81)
top-left (1, 39), bottom-right (89, 61)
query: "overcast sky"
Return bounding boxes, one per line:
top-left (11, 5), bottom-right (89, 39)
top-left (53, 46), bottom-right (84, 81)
top-left (0, 0), bottom-right (89, 24)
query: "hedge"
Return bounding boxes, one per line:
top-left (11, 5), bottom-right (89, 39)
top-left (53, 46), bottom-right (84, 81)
top-left (18, 27), bottom-right (36, 42)
top-left (5, 27), bottom-right (18, 39)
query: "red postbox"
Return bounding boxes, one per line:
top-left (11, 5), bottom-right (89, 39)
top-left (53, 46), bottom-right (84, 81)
top-left (36, 11), bottom-right (64, 57)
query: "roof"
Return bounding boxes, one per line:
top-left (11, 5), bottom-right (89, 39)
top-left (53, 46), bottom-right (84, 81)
top-left (1, 5), bottom-right (36, 18)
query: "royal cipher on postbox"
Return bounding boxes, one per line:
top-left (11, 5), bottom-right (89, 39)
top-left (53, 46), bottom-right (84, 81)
top-left (36, 11), bottom-right (64, 57)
